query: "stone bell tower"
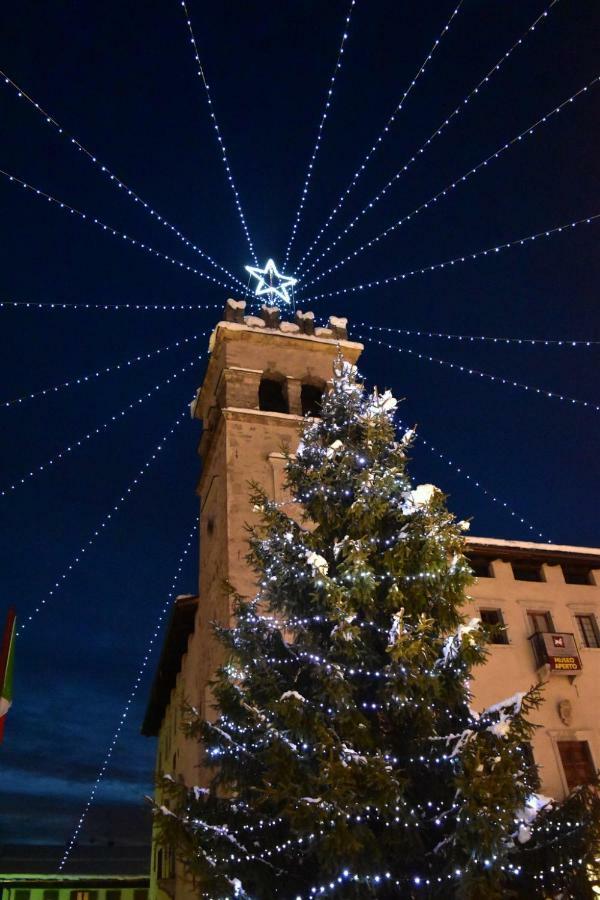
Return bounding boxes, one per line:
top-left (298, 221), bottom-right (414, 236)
top-left (143, 301), bottom-right (362, 897)
top-left (190, 301), bottom-right (363, 722)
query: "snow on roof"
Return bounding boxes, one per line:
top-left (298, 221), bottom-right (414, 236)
top-left (467, 535), bottom-right (600, 559)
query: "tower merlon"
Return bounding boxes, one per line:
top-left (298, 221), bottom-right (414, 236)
top-left (189, 300), bottom-right (363, 430)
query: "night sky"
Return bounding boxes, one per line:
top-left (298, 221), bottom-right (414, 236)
top-left (0, 0), bottom-right (598, 868)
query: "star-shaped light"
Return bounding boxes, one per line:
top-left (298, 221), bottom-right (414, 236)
top-left (245, 259), bottom-right (298, 307)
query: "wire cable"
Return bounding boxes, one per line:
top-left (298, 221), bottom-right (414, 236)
top-left (283, 0), bottom-right (359, 270)
top-left (301, 74), bottom-right (599, 287)
top-left (357, 320), bottom-right (600, 348)
top-left (0, 69), bottom-right (243, 288)
top-left (1, 349), bottom-right (207, 498)
top-left (357, 333), bottom-right (600, 413)
top-left (178, 0), bottom-right (258, 264)
top-left (301, 212), bottom-right (600, 304)
top-left (1, 300), bottom-right (225, 312)
top-left (294, 0), bottom-right (559, 277)
top-left (17, 410), bottom-right (190, 634)
top-left (293, 0), bottom-right (466, 276)
top-left (0, 168), bottom-right (239, 293)
top-left (57, 520), bottom-right (198, 869)
top-left (2, 332), bottom-right (206, 409)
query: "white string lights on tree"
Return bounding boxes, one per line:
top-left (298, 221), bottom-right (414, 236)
top-left (294, 0), bottom-right (559, 277)
top-left (57, 521), bottom-right (198, 871)
top-left (17, 410), bottom-right (190, 635)
top-left (357, 321), bottom-right (600, 347)
top-left (178, 0), bottom-right (258, 265)
top-left (357, 333), bottom-right (600, 413)
top-left (1, 350), bottom-right (206, 498)
top-left (0, 69), bottom-right (243, 289)
top-left (2, 333), bottom-right (205, 409)
top-left (300, 75), bottom-right (600, 286)
top-left (301, 212), bottom-right (600, 304)
top-left (282, 0), bottom-right (358, 271)
top-left (298, 862), bottom-right (530, 898)
top-left (293, 0), bottom-right (465, 276)
top-left (0, 168), bottom-right (239, 293)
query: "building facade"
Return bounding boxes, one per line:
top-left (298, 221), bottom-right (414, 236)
top-left (0, 875), bottom-right (148, 900)
top-left (143, 302), bottom-right (600, 899)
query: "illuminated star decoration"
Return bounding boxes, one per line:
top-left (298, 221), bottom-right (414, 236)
top-left (245, 259), bottom-right (298, 307)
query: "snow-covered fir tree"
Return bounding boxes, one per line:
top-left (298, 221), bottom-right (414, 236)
top-left (157, 355), bottom-right (600, 899)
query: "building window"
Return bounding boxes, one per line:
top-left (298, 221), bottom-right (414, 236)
top-left (557, 740), bottom-right (596, 792)
top-left (469, 556), bottom-right (492, 578)
top-left (70, 893), bottom-right (97, 900)
top-left (527, 610), bottom-right (554, 634)
top-left (479, 609), bottom-right (508, 644)
top-left (512, 561), bottom-right (543, 582)
top-left (43, 892), bottom-right (59, 900)
top-left (106, 891), bottom-right (121, 900)
top-left (15, 892), bottom-right (30, 900)
top-left (258, 376), bottom-right (288, 414)
top-left (133, 891), bottom-right (148, 900)
top-left (562, 564), bottom-right (593, 585)
top-left (301, 383), bottom-right (324, 417)
top-left (575, 614), bottom-right (600, 648)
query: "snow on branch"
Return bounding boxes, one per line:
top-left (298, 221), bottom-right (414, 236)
top-left (440, 618), bottom-right (481, 666)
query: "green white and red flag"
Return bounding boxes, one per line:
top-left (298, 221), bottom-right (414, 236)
top-left (0, 607), bottom-right (16, 742)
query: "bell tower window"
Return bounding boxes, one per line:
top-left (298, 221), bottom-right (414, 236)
top-left (301, 382), bottom-right (324, 417)
top-left (259, 375), bottom-right (288, 413)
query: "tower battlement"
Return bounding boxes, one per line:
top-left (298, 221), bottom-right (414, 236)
top-left (222, 297), bottom-right (349, 340)
top-left (190, 300), bottom-right (362, 438)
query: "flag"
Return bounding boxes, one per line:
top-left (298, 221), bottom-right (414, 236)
top-left (0, 607), bottom-right (16, 743)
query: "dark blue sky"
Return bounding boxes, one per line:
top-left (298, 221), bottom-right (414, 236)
top-left (0, 0), bottom-right (598, 867)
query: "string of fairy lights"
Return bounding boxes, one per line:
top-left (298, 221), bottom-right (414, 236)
top-left (291, 0), bottom-right (465, 276)
top-left (299, 74), bottom-right (600, 286)
top-left (399, 425), bottom-right (551, 542)
top-left (1, 300), bottom-right (225, 311)
top-left (0, 351), bottom-right (205, 498)
top-left (356, 333), bottom-right (600, 414)
top-left (0, 69), bottom-right (243, 288)
top-left (358, 321), bottom-right (600, 347)
top-left (282, 0), bottom-right (357, 271)
top-left (17, 409), bottom-right (189, 635)
top-left (57, 521), bottom-right (198, 870)
top-left (178, 0), bottom-right (258, 265)
top-left (1, 333), bottom-right (205, 409)
top-left (0, 167), bottom-right (240, 293)
top-left (300, 212), bottom-right (600, 304)
top-left (1, 0), bottom-right (598, 878)
top-left (292, 0), bottom-right (559, 277)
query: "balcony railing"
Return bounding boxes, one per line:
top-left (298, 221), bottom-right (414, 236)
top-left (529, 631), bottom-right (582, 673)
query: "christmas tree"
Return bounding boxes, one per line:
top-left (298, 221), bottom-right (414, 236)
top-left (158, 356), bottom-right (600, 898)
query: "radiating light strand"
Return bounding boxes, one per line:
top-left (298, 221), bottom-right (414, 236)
top-left (1, 350), bottom-right (206, 498)
top-left (357, 321), bottom-right (600, 347)
top-left (293, 0), bottom-right (465, 276)
top-left (302, 74), bottom-right (599, 286)
top-left (57, 520), bottom-right (198, 870)
top-left (0, 69), bottom-right (243, 288)
top-left (1, 300), bottom-right (224, 312)
top-left (2, 333), bottom-right (205, 409)
top-left (0, 168), bottom-right (238, 292)
top-left (17, 410), bottom-right (189, 635)
top-left (395, 419), bottom-right (550, 541)
top-left (358, 333), bottom-right (600, 413)
top-left (283, 0), bottom-right (358, 271)
top-left (301, 212), bottom-right (600, 303)
top-left (179, 0), bottom-right (258, 264)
